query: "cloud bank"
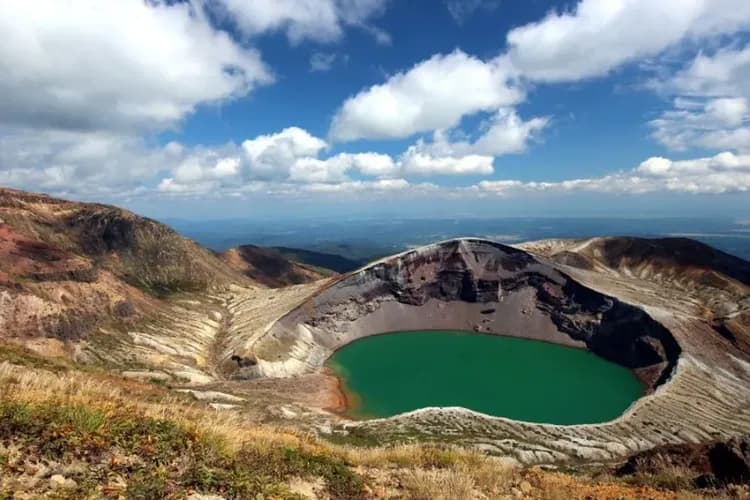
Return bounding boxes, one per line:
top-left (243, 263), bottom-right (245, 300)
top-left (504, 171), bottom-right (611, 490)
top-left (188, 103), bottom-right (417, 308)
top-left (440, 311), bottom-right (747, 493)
top-left (1, 0), bottom-right (749, 207)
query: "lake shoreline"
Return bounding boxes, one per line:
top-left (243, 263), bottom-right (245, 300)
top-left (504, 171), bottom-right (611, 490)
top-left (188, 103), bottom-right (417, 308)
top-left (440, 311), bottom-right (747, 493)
top-left (322, 367), bottom-right (351, 416)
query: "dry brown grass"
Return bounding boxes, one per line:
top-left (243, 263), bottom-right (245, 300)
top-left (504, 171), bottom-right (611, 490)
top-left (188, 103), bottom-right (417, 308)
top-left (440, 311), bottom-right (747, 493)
top-left (676, 492), bottom-right (708, 500)
top-left (399, 460), bottom-right (516, 499)
top-left (0, 356), bottom-right (736, 499)
top-left (400, 467), bottom-right (478, 499)
top-left (0, 358), bottom-right (522, 498)
top-left (0, 360), bottom-right (515, 473)
top-left (0, 361), bottom-right (313, 454)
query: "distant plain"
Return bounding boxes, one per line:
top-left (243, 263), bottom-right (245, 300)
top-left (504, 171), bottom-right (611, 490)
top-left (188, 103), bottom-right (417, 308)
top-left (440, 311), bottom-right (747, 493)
top-left (168, 216), bottom-right (750, 264)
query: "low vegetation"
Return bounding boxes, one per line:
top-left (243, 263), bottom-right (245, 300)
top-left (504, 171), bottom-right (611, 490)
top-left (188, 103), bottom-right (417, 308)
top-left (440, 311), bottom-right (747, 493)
top-left (0, 345), bottom-right (744, 499)
top-left (0, 398), bottom-right (372, 499)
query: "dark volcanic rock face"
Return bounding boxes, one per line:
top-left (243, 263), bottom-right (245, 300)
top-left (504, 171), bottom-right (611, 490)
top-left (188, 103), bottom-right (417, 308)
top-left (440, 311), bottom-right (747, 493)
top-left (380, 240), bottom-right (679, 383)
top-left (69, 208), bottom-right (140, 254)
top-left (534, 236), bottom-right (750, 364)
top-left (258, 239), bottom-right (680, 389)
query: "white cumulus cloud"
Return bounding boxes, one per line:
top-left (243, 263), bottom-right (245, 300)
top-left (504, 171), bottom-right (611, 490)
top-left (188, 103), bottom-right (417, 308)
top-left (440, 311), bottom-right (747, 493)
top-left (667, 45), bottom-right (750, 98)
top-left (400, 151), bottom-right (494, 176)
top-left (506, 0), bottom-right (750, 82)
top-left (209, 0), bottom-right (389, 44)
top-left (0, 0), bottom-right (272, 133)
top-left (411, 109), bottom-right (549, 158)
top-left (650, 97), bottom-right (750, 151)
top-left (0, 130), bottom-right (179, 195)
top-left (477, 151), bottom-right (750, 195)
top-left (155, 126), bottom-right (501, 195)
top-left (241, 127), bottom-right (328, 179)
top-left (649, 45), bottom-right (750, 152)
top-left (329, 50), bottom-right (523, 141)
top-left (303, 178), bottom-right (413, 193)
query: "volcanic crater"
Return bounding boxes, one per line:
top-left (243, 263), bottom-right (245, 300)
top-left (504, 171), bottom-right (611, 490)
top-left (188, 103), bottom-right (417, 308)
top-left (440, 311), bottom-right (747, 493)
top-left (255, 239), bottom-right (678, 386)
top-left (233, 238), bottom-right (750, 464)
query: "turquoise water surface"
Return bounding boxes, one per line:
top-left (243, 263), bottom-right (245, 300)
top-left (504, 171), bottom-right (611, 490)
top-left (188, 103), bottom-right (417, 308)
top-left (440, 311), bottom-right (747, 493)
top-left (326, 330), bottom-right (643, 424)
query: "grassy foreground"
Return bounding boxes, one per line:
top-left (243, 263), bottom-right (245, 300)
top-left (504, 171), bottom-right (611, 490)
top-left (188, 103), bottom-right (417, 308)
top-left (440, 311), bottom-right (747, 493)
top-left (0, 344), bottom-right (739, 499)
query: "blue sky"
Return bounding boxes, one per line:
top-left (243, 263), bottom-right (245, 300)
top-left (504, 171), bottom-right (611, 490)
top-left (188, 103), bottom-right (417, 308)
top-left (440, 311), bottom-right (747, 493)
top-left (1, 0), bottom-right (749, 219)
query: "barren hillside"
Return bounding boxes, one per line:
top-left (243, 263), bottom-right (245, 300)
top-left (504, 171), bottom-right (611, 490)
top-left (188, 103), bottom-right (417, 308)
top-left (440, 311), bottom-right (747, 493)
top-left (220, 244), bottom-right (331, 288)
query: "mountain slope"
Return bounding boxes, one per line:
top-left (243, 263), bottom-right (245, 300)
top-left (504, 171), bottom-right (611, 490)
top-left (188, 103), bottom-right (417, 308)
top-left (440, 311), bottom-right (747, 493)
top-left (530, 236), bottom-right (750, 286)
top-left (0, 188), bottom-right (242, 294)
top-left (220, 245), bottom-right (331, 288)
top-left (0, 188), bottom-right (247, 340)
top-left (1, 191), bottom-right (750, 497)
top-left (0, 346), bottom-right (686, 500)
top-left (271, 246), bottom-right (365, 273)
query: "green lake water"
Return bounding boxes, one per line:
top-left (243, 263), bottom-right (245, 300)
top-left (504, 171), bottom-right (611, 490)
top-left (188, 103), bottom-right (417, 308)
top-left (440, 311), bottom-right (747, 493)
top-left (326, 330), bottom-right (643, 424)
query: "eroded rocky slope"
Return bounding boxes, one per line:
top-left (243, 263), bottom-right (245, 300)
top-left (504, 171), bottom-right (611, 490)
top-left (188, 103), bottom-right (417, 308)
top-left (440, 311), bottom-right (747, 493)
top-left (521, 237), bottom-right (750, 357)
top-left (0, 189), bottom-right (327, 354)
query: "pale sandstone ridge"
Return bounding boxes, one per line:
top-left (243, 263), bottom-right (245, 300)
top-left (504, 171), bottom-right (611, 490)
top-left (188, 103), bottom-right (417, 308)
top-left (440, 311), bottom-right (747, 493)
top-left (235, 237), bottom-right (750, 465)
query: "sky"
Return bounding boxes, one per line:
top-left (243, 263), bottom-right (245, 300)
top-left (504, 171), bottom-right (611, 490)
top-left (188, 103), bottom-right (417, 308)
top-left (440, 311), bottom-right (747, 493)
top-left (1, 0), bottom-right (750, 220)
